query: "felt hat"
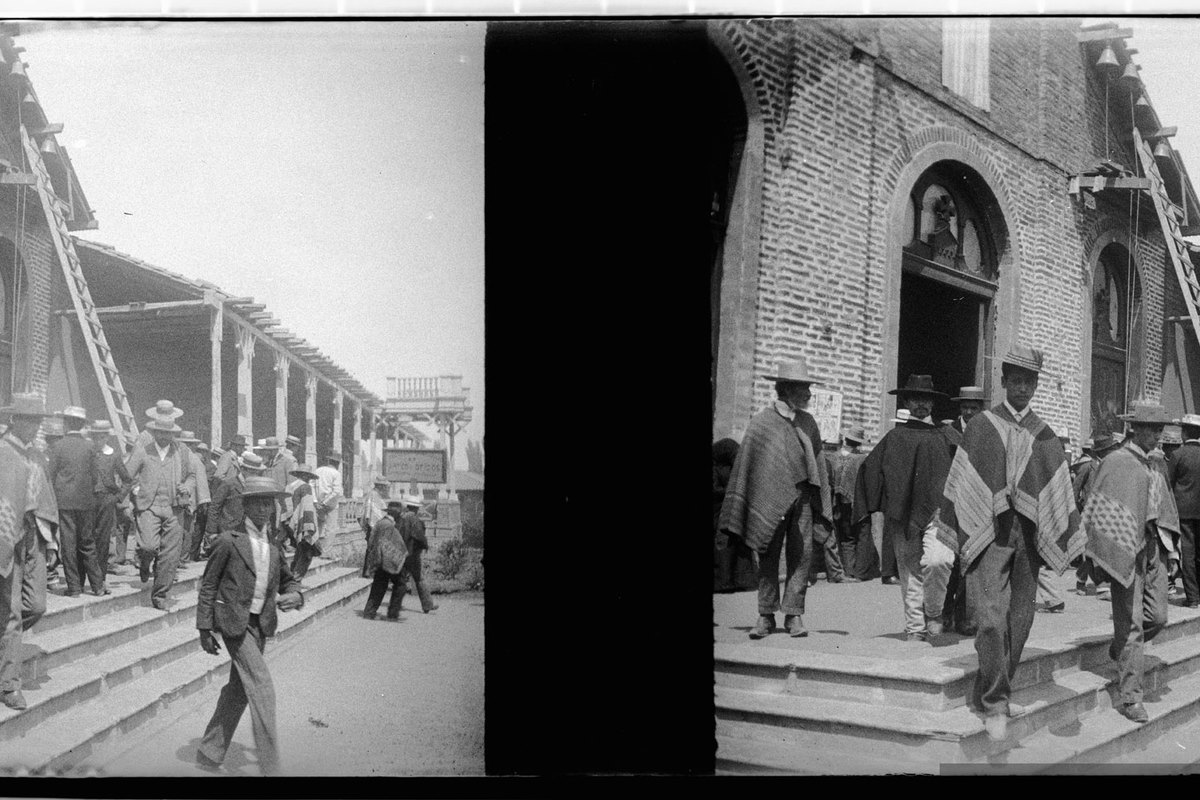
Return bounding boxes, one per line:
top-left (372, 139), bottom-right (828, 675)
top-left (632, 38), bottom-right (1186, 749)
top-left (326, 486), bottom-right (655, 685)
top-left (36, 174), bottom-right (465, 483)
top-left (145, 400), bottom-right (184, 420)
top-left (1090, 431), bottom-right (1123, 453)
top-left (1160, 424), bottom-right (1184, 445)
top-left (241, 475), bottom-right (287, 499)
top-left (285, 434), bottom-right (302, 447)
top-left (178, 430), bottom-right (200, 444)
top-left (1179, 414), bottom-right (1200, 429)
top-left (888, 374), bottom-right (947, 398)
top-left (843, 426), bottom-right (866, 444)
top-left (88, 420), bottom-right (114, 435)
top-left (290, 463), bottom-right (319, 481)
top-left (211, 446), bottom-right (226, 458)
top-left (762, 356), bottom-right (824, 386)
top-left (402, 494), bottom-right (423, 508)
top-left (1, 393), bottom-right (48, 418)
top-left (144, 415), bottom-right (182, 433)
top-left (228, 434), bottom-right (249, 447)
top-left (60, 405), bottom-right (87, 421)
top-left (386, 500), bottom-right (406, 511)
top-left (953, 386), bottom-right (986, 403)
top-left (324, 451), bottom-right (342, 465)
top-left (1120, 401), bottom-right (1173, 426)
top-left (1000, 344), bottom-right (1044, 374)
top-left (239, 451), bottom-right (266, 472)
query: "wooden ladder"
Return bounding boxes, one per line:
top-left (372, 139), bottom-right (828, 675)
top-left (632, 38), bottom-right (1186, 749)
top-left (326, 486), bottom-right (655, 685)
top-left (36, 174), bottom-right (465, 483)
top-left (1134, 126), bottom-right (1200, 351)
top-left (19, 125), bottom-right (138, 442)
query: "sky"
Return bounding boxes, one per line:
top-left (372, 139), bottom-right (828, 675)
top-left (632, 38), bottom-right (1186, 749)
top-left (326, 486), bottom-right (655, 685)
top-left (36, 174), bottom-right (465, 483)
top-left (17, 20), bottom-right (485, 470)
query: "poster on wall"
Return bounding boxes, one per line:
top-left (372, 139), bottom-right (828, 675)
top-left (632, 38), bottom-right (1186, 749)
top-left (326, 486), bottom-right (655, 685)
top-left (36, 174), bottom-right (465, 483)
top-left (382, 448), bottom-right (448, 484)
top-left (810, 388), bottom-right (843, 445)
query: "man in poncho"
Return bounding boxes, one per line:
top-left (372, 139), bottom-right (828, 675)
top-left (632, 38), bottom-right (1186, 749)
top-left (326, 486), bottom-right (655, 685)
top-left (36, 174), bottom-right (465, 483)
top-left (854, 375), bottom-right (960, 641)
top-left (362, 500), bottom-right (410, 620)
top-left (1082, 401), bottom-right (1179, 725)
top-left (826, 426), bottom-right (877, 581)
top-left (938, 344), bottom-right (1082, 741)
top-left (719, 357), bottom-right (832, 639)
top-left (286, 464), bottom-right (320, 578)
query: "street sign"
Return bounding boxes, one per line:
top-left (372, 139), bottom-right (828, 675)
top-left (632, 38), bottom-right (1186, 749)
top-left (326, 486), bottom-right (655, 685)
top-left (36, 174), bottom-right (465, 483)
top-left (810, 388), bottom-right (843, 444)
top-left (382, 448), bottom-right (448, 483)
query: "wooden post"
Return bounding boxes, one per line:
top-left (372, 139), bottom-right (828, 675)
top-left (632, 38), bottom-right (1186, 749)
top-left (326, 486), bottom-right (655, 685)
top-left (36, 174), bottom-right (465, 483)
top-left (236, 327), bottom-right (254, 440)
top-left (305, 374), bottom-right (318, 467)
top-left (208, 295), bottom-right (223, 448)
top-left (332, 389), bottom-right (344, 465)
top-left (274, 350), bottom-right (288, 443)
top-left (352, 400), bottom-right (363, 496)
top-left (368, 408), bottom-right (377, 487)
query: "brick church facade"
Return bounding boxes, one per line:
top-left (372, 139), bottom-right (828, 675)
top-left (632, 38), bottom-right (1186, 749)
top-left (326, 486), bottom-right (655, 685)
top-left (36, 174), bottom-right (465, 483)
top-left (709, 18), bottom-right (1200, 446)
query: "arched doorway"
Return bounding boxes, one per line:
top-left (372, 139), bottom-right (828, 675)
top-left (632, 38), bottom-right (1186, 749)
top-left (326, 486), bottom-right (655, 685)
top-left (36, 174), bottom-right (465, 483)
top-left (896, 161), bottom-right (1004, 420)
top-left (1090, 242), bottom-right (1143, 434)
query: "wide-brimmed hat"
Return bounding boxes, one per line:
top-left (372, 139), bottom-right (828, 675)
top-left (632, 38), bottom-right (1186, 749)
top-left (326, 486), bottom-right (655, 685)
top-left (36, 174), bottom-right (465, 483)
top-left (843, 426), bottom-right (866, 444)
top-left (323, 451), bottom-right (342, 465)
top-left (1160, 424), bottom-right (1184, 445)
top-left (402, 494), bottom-right (423, 508)
top-left (888, 374), bottom-right (947, 398)
top-left (290, 463), bottom-right (319, 481)
top-left (228, 434), bottom-right (249, 447)
top-left (88, 420), bottom-right (114, 435)
top-left (1090, 432), bottom-right (1123, 453)
top-left (0, 393), bottom-right (48, 418)
top-left (60, 405), bottom-right (87, 421)
top-left (211, 446), bottom-right (225, 458)
top-left (762, 356), bottom-right (824, 386)
top-left (239, 451), bottom-right (266, 472)
top-left (145, 415), bottom-right (182, 433)
top-left (285, 434), bottom-right (302, 447)
top-left (258, 436), bottom-right (282, 450)
top-left (953, 386), bottom-right (986, 403)
top-left (241, 475), bottom-right (286, 499)
top-left (1119, 401), bottom-right (1173, 426)
top-left (1000, 344), bottom-right (1044, 375)
top-left (145, 400), bottom-right (184, 420)
top-left (1179, 414), bottom-right (1200, 429)
top-left (373, 476), bottom-right (391, 487)
top-left (386, 500), bottom-right (406, 511)
top-left (178, 430), bottom-right (201, 444)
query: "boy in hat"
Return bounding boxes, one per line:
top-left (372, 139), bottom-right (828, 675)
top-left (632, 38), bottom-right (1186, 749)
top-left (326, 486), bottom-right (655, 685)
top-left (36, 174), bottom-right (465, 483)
top-left (397, 494), bottom-right (438, 614)
top-left (939, 344), bottom-right (1083, 740)
top-left (0, 394), bottom-right (59, 710)
top-left (826, 426), bottom-right (877, 581)
top-left (195, 475), bottom-right (303, 775)
top-left (287, 464), bottom-right (321, 578)
top-left (1168, 414), bottom-right (1200, 608)
top-left (125, 407), bottom-right (197, 610)
top-left (952, 386), bottom-right (986, 434)
top-left (1083, 401), bottom-right (1180, 724)
top-left (214, 434), bottom-right (249, 483)
top-left (362, 499), bottom-right (410, 620)
top-left (48, 406), bottom-right (107, 597)
top-left (719, 357), bottom-right (833, 639)
top-left (854, 374), bottom-right (961, 642)
top-left (90, 420), bottom-right (131, 575)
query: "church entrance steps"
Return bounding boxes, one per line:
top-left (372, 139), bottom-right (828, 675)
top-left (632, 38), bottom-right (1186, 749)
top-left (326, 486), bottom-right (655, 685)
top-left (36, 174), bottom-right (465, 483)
top-left (0, 557), bottom-right (371, 774)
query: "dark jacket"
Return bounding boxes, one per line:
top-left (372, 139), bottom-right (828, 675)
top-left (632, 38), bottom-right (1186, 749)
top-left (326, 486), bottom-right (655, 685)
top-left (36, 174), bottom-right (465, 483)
top-left (196, 523), bottom-right (304, 638)
top-left (47, 433), bottom-right (97, 510)
top-left (397, 510), bottom-right (429, 554)
top-left (362, 513), bottom-right (408, 577)
top-left (207, 472), bottom-right (245, 536)
top-left (94, 448), bottom-right (132, 501)
top-left (1169, 440), bottom-right (1200, 520)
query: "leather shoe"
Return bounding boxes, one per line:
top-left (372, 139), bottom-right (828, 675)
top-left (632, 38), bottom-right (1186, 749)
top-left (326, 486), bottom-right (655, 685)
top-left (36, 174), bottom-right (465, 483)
top-left (1038, 601), bottom-right (1066, 613)
top-left (195, 751), bottom-right (224, 772)
top-left (424, 603), bottom-right (439, 613)
top-left (882, 576), bottom-right (899, 585)
top-left (1117, 702), bottom-right (1149, 724)
top-left (925, 617), bottom-right (944, 636)
top-left (152, 599), bottom-right (169, 611)
top-left (984, 713), bottom-right (1008, 741)
top-left (1007, 702), bottom-right (1027, 718)
top-left (749, 615), bottom-right (776, 639)
top-left (139, 558), bottom-right (150, 584)
top-left (784, 615), bottom-right (807, 637)
top-left (906, 631), bottom-right (928, 643)
top-left (94, 585), bottom-right (112, 597)
top-left (2, 690), bottom-right (26, 711)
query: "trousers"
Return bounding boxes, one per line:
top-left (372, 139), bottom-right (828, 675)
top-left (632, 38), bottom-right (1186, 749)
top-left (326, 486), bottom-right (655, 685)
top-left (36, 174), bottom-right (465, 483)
top-left (0, 523), bottom-right (45, 693)
top-left (968, 510), bottom-right (1040, 716)
top-left (94, 494), bottom-right (121, 571)
top-left (291, 539), bottom-right (319, 579)
top-left (59, 508), bottom-right (104, 595)
top-left (197, 617), bottom-right (281, 776)
top-left (135, 504), bottom-right (185, 605)
top-left (1178, 519), bottom-right (1200, 605)
top-left (1111, 535), bottom-right (1169, 706)
top-left (364, 569), bottom-right (405, 618)
top-left (402, 549), bottom-right (437, 613)
top-left (889, 521), bottom-right (954, 635)
top-left (756, 496), bottom-right (813, 617)
top-left (834, 501), bottom-right (879, 581)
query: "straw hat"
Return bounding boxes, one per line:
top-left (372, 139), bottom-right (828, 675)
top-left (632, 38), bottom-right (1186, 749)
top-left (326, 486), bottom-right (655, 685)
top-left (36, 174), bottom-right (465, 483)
top-left (178, 430), bottom-right (201, 444)
top-left (290, 463), bottom-right (319, 481)
top-left (953, 386), bottom-right (986, 403)
top-left (1119, 401), bottom-right (1173, 426)
top-left (144, 415), bottom-right (182, 433)
top-left (240, 451), bottom-right (266, 472)
top-left (241, 475), bottom-right (287, 499)
top-left (1000, 344), bottom-right (1044, 374)
top-left (60, 405), bottom-right (87, 421)
top-left (762, 356), bottom-right (825, 386)
top-left (843, 426), bottom-right (866, 444)
top-left (145, 400), bottom-right (184, 420)
top-left (402, 494), bottom-right (423, 508)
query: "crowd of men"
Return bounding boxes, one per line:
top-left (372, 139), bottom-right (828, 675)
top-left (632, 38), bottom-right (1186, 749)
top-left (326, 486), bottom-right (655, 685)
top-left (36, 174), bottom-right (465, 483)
top-left (717, 346), bottom-right (1196, 741)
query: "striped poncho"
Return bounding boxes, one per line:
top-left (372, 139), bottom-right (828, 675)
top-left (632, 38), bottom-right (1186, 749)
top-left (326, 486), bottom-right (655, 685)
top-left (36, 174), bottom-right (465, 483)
top-left (1082, 444), bottom-right (1180, 589)
top-left (937, 404), bottom-right (1082, 574)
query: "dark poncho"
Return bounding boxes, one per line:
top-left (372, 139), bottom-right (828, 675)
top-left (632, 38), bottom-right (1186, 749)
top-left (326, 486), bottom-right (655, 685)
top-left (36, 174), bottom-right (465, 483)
top-left (853, 420), bottom-right (959, 541)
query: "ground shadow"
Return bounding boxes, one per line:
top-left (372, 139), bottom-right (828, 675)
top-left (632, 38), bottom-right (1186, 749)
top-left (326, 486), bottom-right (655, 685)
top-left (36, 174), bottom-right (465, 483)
top-left (176, 736), bottom-right (256, 776)
top-left (813, 630), bottom-right (849, 636)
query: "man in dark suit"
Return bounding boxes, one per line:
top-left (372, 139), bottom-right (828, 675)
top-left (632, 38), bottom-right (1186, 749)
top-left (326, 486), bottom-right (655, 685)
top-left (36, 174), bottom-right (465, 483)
top-left (47, 406), bottom-right (106, 597)
top-left (195, 476), bottom-right (304, 776)
top-left (397, 494), bottom-right (438, 614)
top-left (1168, 414), bottom-right (1200, 608)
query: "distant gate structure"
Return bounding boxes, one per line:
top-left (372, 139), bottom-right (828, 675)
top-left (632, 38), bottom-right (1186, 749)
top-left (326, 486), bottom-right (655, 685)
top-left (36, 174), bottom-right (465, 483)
top-left (377, 375), bottom-right (472, 503)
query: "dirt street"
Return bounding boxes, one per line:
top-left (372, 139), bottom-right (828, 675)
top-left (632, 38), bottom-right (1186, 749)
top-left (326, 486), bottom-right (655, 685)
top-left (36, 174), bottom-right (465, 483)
top-left (94, 590), bottom-right (485, 777)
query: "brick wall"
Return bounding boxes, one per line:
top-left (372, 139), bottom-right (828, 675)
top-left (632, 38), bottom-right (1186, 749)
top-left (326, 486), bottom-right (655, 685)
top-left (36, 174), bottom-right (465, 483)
top-left (712, 17), bottom-right (1182, 445)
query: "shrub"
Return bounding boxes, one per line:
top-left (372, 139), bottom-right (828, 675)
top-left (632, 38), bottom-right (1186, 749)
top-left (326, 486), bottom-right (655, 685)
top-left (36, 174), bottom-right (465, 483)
top-left (435, 537), bottom-right (468, 579)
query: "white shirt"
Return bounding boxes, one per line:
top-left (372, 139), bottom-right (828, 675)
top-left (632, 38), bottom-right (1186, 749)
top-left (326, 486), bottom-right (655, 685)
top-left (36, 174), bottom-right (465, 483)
top-left (314, 466), bottom-right (343, 509)
top-left (1003, 399), bottom-right (1030, 424)
top-left (772, 400), bottom-right (796, 423)
top-left (245, 516), bottom-right (270, 615)
top-left (154, 441), bottom-right (171, 462)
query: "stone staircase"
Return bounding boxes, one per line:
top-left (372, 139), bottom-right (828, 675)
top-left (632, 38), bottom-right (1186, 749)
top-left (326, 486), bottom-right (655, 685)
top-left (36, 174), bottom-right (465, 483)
top-left (0, 555), bottom-right (371, 775)
top-left (715, 604), bottom-right (1200, 774)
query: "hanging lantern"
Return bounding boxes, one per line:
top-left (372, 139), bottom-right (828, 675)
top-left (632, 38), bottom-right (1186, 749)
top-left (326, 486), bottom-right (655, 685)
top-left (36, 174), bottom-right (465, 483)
top-left (1097, 44), bottom-right (1120, 73)
top-left (1120, 61), bottom-right (1141, 88)
top-left (1154, 140), bottom-right (1172, 160)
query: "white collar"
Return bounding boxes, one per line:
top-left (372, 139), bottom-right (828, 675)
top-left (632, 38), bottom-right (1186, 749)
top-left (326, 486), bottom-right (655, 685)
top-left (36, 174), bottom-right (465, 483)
top-left (1186, 439), bottom-right (1200, 445)
top-left (244, 515), bottom-right (268, 541)
top-left (154, 441), bottom-right (171, 459)
top-left (1003, 399), bottom-right (1030, 423)
top-left (773, 400), bottom-right (796, 422)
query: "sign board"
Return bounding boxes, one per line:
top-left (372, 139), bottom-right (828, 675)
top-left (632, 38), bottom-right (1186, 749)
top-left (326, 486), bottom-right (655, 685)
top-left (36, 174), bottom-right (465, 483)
top-left (810, 388), bottom-right (843, 445)
top-left (382, 448), bottom-right (448, 484)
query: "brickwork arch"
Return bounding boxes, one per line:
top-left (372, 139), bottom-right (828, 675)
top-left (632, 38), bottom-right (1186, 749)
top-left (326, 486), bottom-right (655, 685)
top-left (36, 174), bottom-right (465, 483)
top-left (877, 127), bottom-right (1021, 426)
top-left (708, 23), bottom-right (768, 442)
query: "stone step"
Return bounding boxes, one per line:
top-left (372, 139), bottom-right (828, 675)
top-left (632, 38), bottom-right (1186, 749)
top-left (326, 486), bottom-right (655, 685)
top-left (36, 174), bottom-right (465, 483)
top-left (0, 566), bottom-right (364, 748)
top-left (715, 733), bottom-right (918, 775)
top-left (715, 630), bottom-right (1200, 768)
top-left (0, 570), bottom-right (373, 773)
top-left (22, 559), bottom-right (344, 681)
top-left (33, 556), bottom-right (340, 635)
top-left (715, 604), bottom-right (1200, 713)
